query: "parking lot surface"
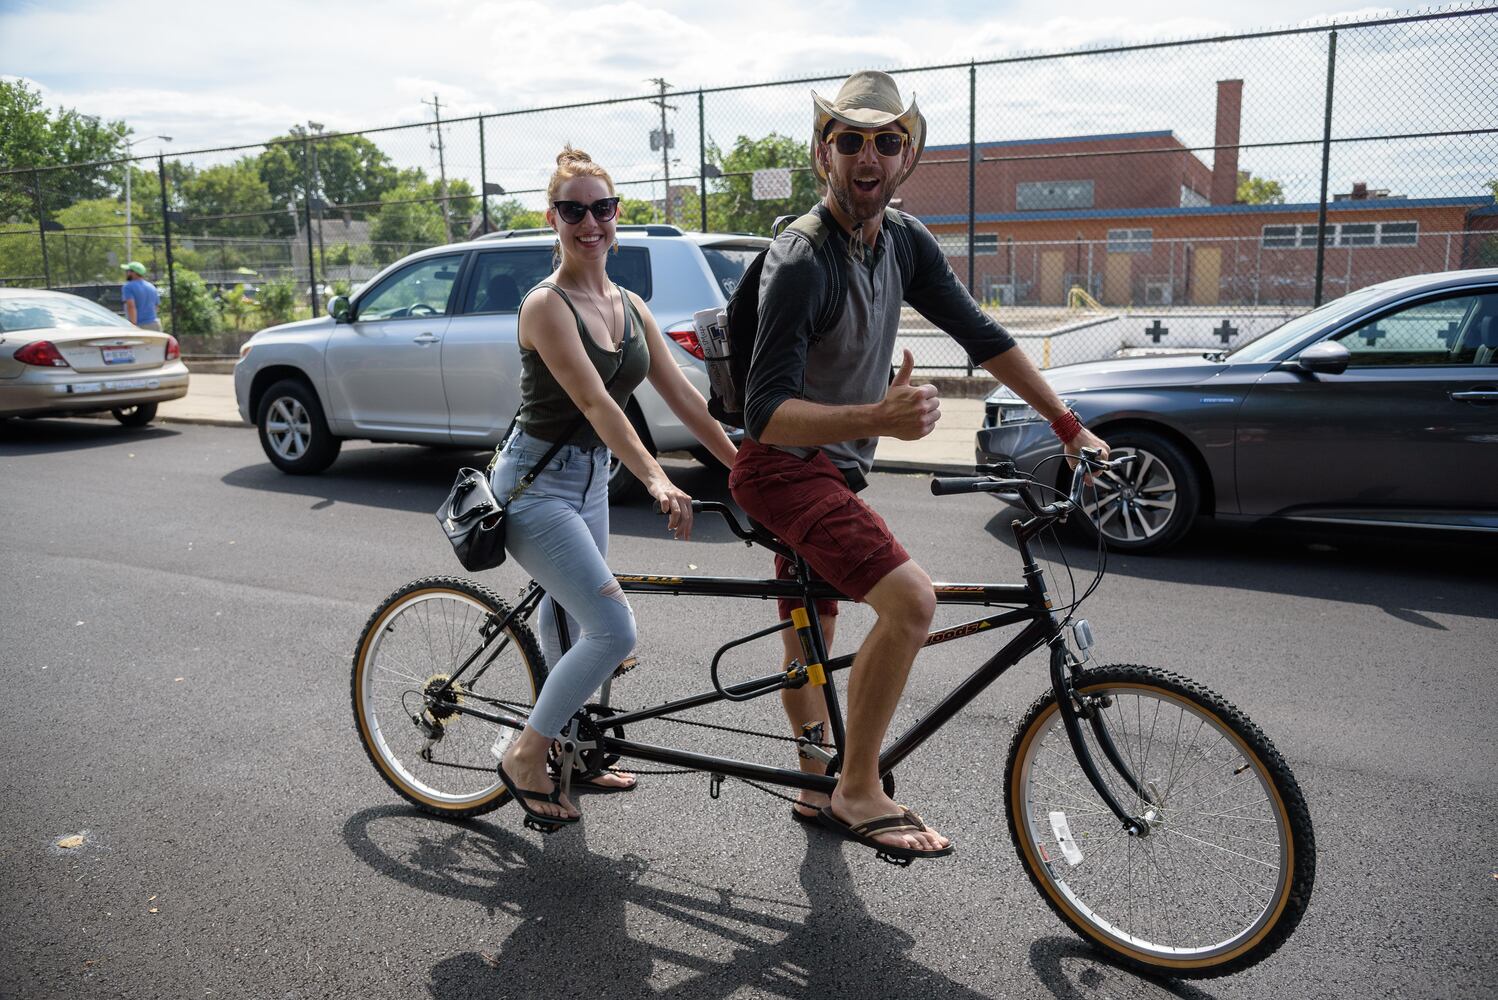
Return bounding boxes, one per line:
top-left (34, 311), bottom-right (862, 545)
top-left (2, 420), bottom-right (1494, 999)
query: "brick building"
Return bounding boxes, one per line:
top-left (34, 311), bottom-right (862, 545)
top-left (898, 80), bottom-right (1495, 307)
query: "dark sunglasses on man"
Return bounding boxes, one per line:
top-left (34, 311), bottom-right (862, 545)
top-left (552, 197), bottom-right (621, 225)
top-left (826, 130), bottom-right (909, 157)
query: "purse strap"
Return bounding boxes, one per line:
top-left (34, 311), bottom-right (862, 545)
top-left (493, 280), bottom-right (632, 503)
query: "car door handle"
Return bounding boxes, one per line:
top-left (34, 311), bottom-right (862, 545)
top-left (1448, 389), bottom-right (1498, 401)
top-left (412, 332), bottom-right (440, 345)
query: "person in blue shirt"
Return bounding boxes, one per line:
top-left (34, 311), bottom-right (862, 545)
top-left (120, 262), bottom-right (161, 330)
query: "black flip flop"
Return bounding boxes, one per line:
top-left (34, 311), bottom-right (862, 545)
top-left (790, 803), bottom-right (821, 826)
top-left (497, 763), bottom-right (579, 832)
top-left (817, 805), bottom-right (955, 865)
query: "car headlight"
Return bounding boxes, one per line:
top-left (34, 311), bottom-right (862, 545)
top-left (983, 390), bottom-right (1076, 429)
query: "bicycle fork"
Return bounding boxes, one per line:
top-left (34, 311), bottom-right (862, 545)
top-left (1048, 639), bottom-right (1156, 837)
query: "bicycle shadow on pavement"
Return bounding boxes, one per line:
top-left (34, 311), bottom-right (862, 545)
top-left (342, 804), bottom-right (993, 999)
top-left (981, 507), bottom-right (1498, 622)
top-left (1027, 936), bottom-right (1221, 1000)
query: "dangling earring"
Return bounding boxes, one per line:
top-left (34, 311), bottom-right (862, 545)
top-left (611, 239), bottom-right (619, 256)
top-left (551, 239), bottom-right (561, 269)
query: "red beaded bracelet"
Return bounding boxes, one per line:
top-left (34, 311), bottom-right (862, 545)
top-left (1049, 409), bottom-right (1083, 444)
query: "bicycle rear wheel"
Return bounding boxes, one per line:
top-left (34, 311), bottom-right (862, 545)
top-left (1005, 664), bottom-right (1314, 978)
top-left (352, 576), bottom-right (546, 818)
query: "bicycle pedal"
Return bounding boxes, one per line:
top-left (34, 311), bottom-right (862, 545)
top-left (875, 851), bottom-right (914, 868)
top-left (612, 655), bottom-right (638, 680)
top-left (523, 816), bottom-right (565, 835)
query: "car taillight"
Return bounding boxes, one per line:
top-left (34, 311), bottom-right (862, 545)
top-left (14, 340), bottom-right (69, 368)
top-left (664, 321), bottom-right (705, 360)
top-left (165, 335), bottom-right (181, 361)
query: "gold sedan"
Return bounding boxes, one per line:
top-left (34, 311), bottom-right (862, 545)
top-left (0, 288), bottom-right (189, 427)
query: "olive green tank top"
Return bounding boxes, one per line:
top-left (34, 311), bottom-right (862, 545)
top-left (515, 280), bottom-right (651, 448)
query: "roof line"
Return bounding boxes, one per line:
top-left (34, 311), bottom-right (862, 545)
top-left (917, 196), bottom-right (1493, 225)
top-left (923, 130), bottom-right (1179, 154)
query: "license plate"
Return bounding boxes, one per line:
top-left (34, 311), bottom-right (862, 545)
top-left (101, 347), bottom-right (135, 365)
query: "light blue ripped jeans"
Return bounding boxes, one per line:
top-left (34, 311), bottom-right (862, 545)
top-left (491, 429), bottom-right (636, 739)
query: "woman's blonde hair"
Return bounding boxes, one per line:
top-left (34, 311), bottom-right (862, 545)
top-left (547, 145), bottom-right (614, 202)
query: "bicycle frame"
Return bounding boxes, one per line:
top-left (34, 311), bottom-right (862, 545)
top-left (435, 494), bottom-right (1152, 835)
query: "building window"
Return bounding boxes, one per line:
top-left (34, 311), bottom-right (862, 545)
top-left (1379, 221), bottom-right (1419, 245)
top-left (1261, 225), bottom-right (1299, 249)
top-left (935, 233), bottom-right (1000, 257)
top-left (1016, 180), bottom-right (1094, 211)
top-left (1107, 228), bottom-right (1153, 253)
top-left (1262, 220), bottom-right (1420, 249)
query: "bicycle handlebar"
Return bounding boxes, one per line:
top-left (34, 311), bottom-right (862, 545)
top-left (930, 449), bottom-right (1134, 522)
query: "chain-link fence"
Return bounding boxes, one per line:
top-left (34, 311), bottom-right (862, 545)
top-left (3, 5), bottom-right (1494, 366)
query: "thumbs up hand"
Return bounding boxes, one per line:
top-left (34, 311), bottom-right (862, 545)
top-left (878, 349), bottom-right (941, 441)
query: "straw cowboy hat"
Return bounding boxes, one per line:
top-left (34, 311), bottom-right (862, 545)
top-left (811, 70), bottom-right (927, 189)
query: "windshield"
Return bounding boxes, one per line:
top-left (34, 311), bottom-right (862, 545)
top-left (698, 245), bottom-right (763, 298)
top-left (1226, 286), bottom-right (1385, 362)
top-left (0, 295), bottom-right (133, 333)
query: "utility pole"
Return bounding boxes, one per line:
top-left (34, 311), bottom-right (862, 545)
top-left (308, 121), bottom-right (327, 284)
top-left (422, 93), bottom-right (452, 242)
top-left (648, 78), bottom-right (677, 224)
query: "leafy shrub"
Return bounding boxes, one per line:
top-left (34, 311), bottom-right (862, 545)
top-left (257, 278), bottom-right (298, 327)
top-left (164, 267), bottom-right (221, 335)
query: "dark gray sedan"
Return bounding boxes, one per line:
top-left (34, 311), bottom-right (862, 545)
top-left (977, 268), bottom-right (1498, 551)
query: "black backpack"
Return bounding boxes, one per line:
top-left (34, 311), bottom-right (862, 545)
top-left (705, 210), bottom-right (839, 428)
top-left (705, 206), bottom-right (916, 429)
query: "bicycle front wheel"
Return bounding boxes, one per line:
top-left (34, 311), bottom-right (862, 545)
top-left (352, 576), bottom-right (546, 818)
top-left (1005, 664), bottom-right (1314, 979)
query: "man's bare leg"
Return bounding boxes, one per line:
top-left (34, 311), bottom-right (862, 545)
top-left (780, 617), bottom-right (836, 819)
top-left (829, 560), bottom-right (949, 854)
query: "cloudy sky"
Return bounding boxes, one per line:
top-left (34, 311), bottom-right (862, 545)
top-left (3, 0), bottom-right (1489, 204)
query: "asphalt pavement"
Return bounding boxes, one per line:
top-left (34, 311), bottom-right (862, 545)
top-left (154, 372), bottom-right (990, 474)
top-left (1, 419), bottom-right (1494, 1000)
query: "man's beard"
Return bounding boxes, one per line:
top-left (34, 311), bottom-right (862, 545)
top-left (828, 170), bottom-right (893, 227)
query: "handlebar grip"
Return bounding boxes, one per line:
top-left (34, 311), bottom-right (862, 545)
top-left (931, 476), bottom-right (995, 496)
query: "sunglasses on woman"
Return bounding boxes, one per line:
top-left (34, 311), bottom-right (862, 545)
top-left (826, 130), bottom-right (909, 157)
top-left (552, 197), bottom-right (621, 225)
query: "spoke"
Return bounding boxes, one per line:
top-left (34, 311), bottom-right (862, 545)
top-left (1162, 827), bottom-right (1281, 873)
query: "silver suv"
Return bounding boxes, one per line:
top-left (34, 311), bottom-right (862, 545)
top-left (234, 225), bottom-right (766, 498)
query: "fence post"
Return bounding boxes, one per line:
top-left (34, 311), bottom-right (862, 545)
top-left (302, 137), bottom-right (320, 317)
top-left (32, 170), bottom-right (51, 287)
top-left (698, 90), bottom-right (709, 233)
top-left (967, 61), bottom-right (977, 376)
top-left (479, 117), bottom-right (490, 233)
top-left (1312, 30), bottom-right (1338, 308)
top-left (158, 155), bottom-right (178, 332)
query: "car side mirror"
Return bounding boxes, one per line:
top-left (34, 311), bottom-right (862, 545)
top-left (328, 295), bottom-right (352, 323)
top-left (1292, 340), bottom-right (1350, 375)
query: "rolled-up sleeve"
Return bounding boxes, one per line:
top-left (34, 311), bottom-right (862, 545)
top-left (743, 235), bottom-right (824, 441)
top-left (901, 216), bottom-right (1016, 366)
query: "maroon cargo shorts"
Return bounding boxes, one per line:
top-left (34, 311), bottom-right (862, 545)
top-left (728, 439), bottom-right (910, 621)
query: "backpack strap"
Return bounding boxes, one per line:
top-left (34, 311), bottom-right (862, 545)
top-left (883, 207), bottom-right (915, 294)
top-left (781, 209), bottom-right (843, 335)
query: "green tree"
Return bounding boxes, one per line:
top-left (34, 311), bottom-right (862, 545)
top-left (179, 159), bottom-right (274, 237)
top-left (0, 79), bottom-right (127, 220)
top-left (1237, 170), bottom-right (1286, 205)
top-left (54, 197), bottom-right (128, 283)
top-left (618, 198), bottom-right (657, 224)
top-left (486, 196), bottom-right (546, 231)
top-left (703, 133), bottom-right (818, 236)
top-left (256, 128), bottom-right (399, 220)
top-left (369, 171), bottom-right (474, 261)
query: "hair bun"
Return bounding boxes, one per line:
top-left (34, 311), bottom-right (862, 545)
top-left (557, 144), bottom-right (593, 167)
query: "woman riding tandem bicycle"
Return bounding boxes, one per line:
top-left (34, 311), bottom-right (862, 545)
top-left (488, 146), bottom-right (736, 827)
